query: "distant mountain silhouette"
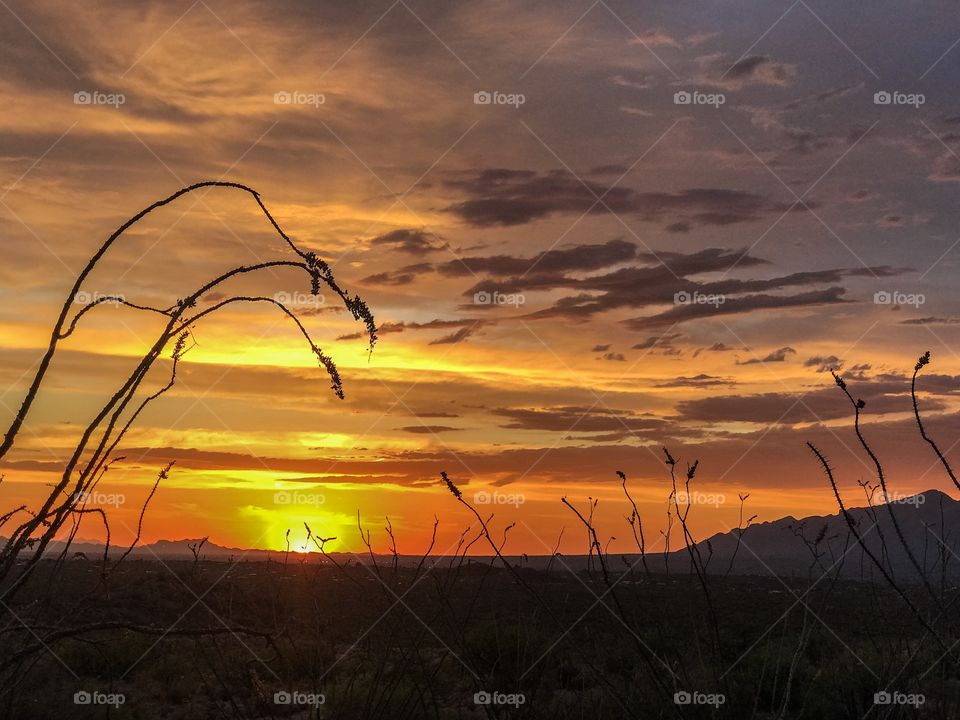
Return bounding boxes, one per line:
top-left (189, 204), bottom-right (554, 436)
top-left (671, 489), bottom-right (960, 582)
top-left (8, 490), bottom-right (959, 582)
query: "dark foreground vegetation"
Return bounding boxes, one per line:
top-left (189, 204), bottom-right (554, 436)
top-left (1, 556), bottom-right (957, 720)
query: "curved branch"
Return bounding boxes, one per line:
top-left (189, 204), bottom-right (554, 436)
top-left (830, 370), bottom-right (935, 598)
top-left (174, 295), bottom-right (344, 398)
top-left (0, 181), bottom-right (374, 461)
top-left (912, 351), bottom-right (960, 492)
top-left (58, 297), bottom-right (170, 340)
top-left (806, 442), bottom-right (950, 655)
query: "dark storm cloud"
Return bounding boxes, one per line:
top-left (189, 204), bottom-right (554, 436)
top-left (866, 372), bottom-right (960, 396)
top-left (623, 287), bottom-right (858, 330)
top-left (437, 238), bottom-right (637, 277)
top-left (805, 355), bottom-right (843, 372)
top-left (676, 387), bottom-right (946, 425)
top-left (493, 406), bottom-right (664, 434)
top-left (501, 250), bottom-right (905, 325)
top-left (632, 333), bottom-right (682, 350)
top-left (398, 425), bottom-right (461, 434)
top-left (725, 55), bottom-right (793, 84)
top-left (738, 346), bottom-right (797, 365)
top-left (655, 374), bottom-right (733, 388)
top-left (369, 229), bottom-right (443, 256)
top-left (337, 318), bottom-right (482, 341)
top-left (692, 342), bottom-right (734, 357)
top-left (428, 325), bottom-right (480, 345)
top-left (443, 169), bottom-right (798, 229)
top-left (362, 262), bottom-right (433, 286)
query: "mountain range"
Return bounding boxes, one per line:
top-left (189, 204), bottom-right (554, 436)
top-left (9, 489), bottom-right (960, 582)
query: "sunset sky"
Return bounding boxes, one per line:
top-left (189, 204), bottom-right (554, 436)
top-left (3, 0), bottom-right (960, 556)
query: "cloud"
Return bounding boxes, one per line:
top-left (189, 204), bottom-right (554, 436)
top-left (692, 342), bottom-right (734, 357)
top-left (493, 406), bottom-right (664, 435)
top-left (655, 374), bottom-right (733, 388)
top-left (686, 31), bottom-right (718, 47)
top-left (592, 344), bottom-right (612, 352)
top-left (699, 54), bottom-right (797, 89)
top-left (632, 332), bottom-right (682, 351)
top-left (601, 351), bottom-right (625, 361)
top-left (398, 425), bottom-right (461, 434)
top-left (337, 318), bottom-right (482, 341)
top-left (369, 228), bottom-right (443, 256)
top-left (443, 169), bottom-right (800, 229)
top-left (362, 262), bottom-right (433, 286)
top-left (429, 325), bottom-right (480, 345)
top-left (438, 238), bottom-right (637, 277)
top-left (900, 317), bottom-right (960, 325)
top-left (676, 386), bottom-right (945, 425)
top-left (481, 250), bottom-right (904, 329)
top-left (738, 346), bottom-right (797, 365)
top-left (928, 152), bottom-right (960, 182)
top-left (805, 355), bottom-right (842, 372)
top-left (629, 28), bottom-right (681, 48)
top-left (625, 288), bottom-right (848, 330)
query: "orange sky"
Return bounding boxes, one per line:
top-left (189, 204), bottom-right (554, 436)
top-left (2, 0), bottom-right (960, 556)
